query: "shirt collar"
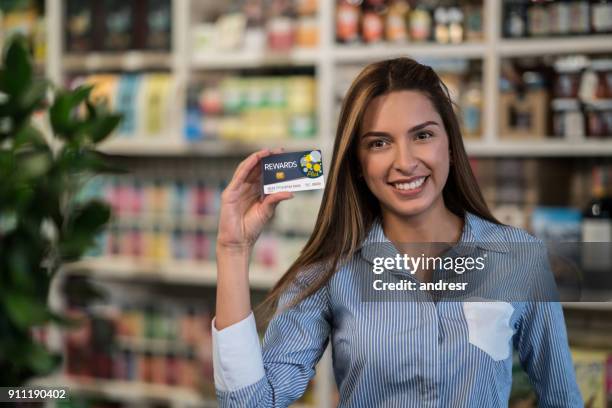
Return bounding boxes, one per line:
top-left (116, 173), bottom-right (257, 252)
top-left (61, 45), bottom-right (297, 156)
top-left (359, 211), bottom-right (509, 263)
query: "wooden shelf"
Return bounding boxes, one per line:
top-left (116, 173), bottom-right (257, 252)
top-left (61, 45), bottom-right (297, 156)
top-left (63, 257), bottom-right (283, 289)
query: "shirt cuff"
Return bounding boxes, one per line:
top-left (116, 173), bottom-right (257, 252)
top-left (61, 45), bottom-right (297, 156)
top-left (211, 311), bottom-right (265, 392)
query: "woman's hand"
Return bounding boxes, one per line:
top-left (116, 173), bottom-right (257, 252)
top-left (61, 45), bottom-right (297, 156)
top-left (217, 148), bottom-right (294, 251)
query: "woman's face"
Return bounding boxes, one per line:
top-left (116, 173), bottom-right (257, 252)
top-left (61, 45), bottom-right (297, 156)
top-left (357, 90), bottom-right (450, 219)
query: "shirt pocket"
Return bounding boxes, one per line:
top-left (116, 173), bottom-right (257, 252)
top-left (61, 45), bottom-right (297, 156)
top-left (462, 299), bottom-right (515, 361)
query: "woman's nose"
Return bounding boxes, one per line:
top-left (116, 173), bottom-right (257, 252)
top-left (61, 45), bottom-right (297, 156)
top-left (393, 144), bottom-right (418, 173)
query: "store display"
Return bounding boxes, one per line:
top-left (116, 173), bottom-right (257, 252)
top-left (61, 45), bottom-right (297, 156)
top-left (69, 73), bottom-right (176, 139)
top-left (64, 302), bottom-right (214, 391)
top-left (186, 74), bottom-right (316, 142)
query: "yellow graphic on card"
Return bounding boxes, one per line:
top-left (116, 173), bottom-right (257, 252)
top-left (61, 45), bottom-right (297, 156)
top-left (299, 150), bottom-right (322, 178)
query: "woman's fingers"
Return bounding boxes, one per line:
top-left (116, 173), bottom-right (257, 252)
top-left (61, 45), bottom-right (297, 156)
top-left (225, 149), bottom-right (272, 193)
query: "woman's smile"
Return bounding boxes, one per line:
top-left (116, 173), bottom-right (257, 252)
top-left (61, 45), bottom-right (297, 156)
top-left (388, 175), bottom-right (429, 196)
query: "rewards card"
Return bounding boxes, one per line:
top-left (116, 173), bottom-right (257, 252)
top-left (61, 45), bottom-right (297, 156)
top-left (262, 150), bottom-right (325, 194)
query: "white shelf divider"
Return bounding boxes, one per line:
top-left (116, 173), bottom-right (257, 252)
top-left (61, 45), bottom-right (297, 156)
top-left (499, 35), bottom-right (612, 57)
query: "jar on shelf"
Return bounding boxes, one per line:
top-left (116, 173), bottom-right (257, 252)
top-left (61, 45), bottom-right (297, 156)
top-left (592, 59), bottom-right (612, 99)
top-left (552, 98), bottom-right (585, 140)
top-left (461, 80), bottom-right (483, 138)
top-left (548, 0), bottom-right (572, 35)
top-left (409, 3), bottom-right (432, 41)
top-left (504, 0), bottom-right (527, 38)
top-left (336, 0), bottom-right (361, 43)
top-left (569, 0), bottom-right (591, 34)
top-left (591, 0), bottom-right (612, 33)
top-left (554, 56), bottom-right (588, 98)
top-left (464, 3), bottom-right (483, 41)
top-left (585, 99), bottom-right (612, 137)
top-left (385, 0), bottom-right (409, 43)
top-left (527, 0), bottom-right (550, 36)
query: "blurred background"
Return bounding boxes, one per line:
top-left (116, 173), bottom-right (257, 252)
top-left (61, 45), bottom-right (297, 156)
top-left (2, 0), bottom-right (611, 407)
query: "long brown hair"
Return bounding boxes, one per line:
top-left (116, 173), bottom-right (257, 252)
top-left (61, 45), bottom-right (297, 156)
top-left (255, 57), bottom-right (500, 324)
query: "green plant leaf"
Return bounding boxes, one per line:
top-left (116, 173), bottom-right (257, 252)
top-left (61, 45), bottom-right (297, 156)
top-left (13, 124), bottom-right (48, 149)
top-left (49, 86), bottom-right (93, 138)
top-left (18, 78), bottom-right (49, 111)
top-left (3, 293), bottom-right (51, 329)
top-left (16, 149), bottom-right (52, 178)
top-left (85, 114), bottom-right (122, 143)
top-left (25, 340), bottom-right (61, 375)
top-left (60, 200), bottom-right (111, 261)
top-left (2, 35), bottom-right (32, 97)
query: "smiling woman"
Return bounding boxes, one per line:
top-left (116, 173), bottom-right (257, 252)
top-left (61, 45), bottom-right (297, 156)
top-left (212, 58), bottom-right (583, 407)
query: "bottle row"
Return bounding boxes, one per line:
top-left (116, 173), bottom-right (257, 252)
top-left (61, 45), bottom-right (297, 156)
top-left (503, 0), bottom-right (612, 38)
top-left (192, 0), bottom-right (319, 54)
top-left (90, 224), bottom-right (308, 271)
top-left (186, 75), bottom-right (317, 141)
top-left (69, 74), bottom-right (177, 138)
top-left (80, 176), bottom-right (222, 218)
top-left (66, 72), bottom-right (318, 142)
top-left (336, 0), bottom-right (484, 45)
top-left (500, 55), bottom-right (612, 139)
top-left (63, 304), bottom-right (212, 391)
top-left (65, 0), bottom-right (172, 53)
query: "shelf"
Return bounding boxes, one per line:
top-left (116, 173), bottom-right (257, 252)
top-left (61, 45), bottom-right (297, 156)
top-left (99, 137), bottom-right (323, 156)
top-left (63, 257), bottom-right (283, 289)
top-left (465, 140), bottom-right (612, 157)
top-left (112, 215), bottom-right (218, 230)
top-left (98, 138), bottom-right (612, 157)
top-left (332, 42), bottom-right (487, 63)
top-left (562, 302), bottom-right (612, 311)
top-left (32, 375), bottom-right (214, 406)
top-left (63, 52), bottom-right (173, 71)
top-left (498, 35), bottom-right (612, 57)
top-left (192, 48), bottom-right (320, 69)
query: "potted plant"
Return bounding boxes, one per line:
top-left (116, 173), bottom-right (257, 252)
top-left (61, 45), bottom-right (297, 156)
top-left (0, 35), bottom-right (122, 387)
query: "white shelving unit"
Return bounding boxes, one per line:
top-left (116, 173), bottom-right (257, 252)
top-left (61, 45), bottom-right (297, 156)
top-left (39, 0), bottom-right (612, 407)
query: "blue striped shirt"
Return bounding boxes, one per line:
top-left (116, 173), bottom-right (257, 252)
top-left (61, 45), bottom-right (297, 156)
top-left (212, 211), bottom-right (583, 407)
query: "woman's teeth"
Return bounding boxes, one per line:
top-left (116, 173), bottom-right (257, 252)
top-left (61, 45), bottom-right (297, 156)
top-left (394, 177), bottom-right (426, 190)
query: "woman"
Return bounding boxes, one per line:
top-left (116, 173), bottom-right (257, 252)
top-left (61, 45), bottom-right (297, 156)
top-left (212, 58), bottom-right (582, 407)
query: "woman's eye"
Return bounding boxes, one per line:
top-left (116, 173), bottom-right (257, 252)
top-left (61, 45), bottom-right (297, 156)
top-left (415, 131), bottom-right (433, 141)
top-left (369, 139), bottom-right (389, 149)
